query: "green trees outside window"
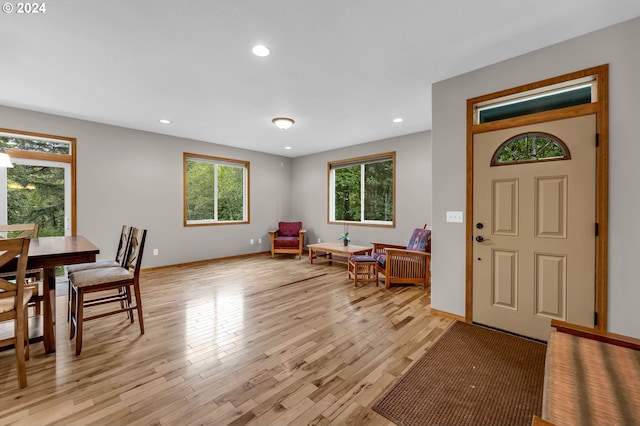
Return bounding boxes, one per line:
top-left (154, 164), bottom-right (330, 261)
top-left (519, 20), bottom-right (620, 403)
top-left (8, 164), bottom-right (65, 236)
top-left (184, 153), bottom-right (249, 225)
top-left (334, 165), bottom-right (361, 221)
top-left (492, 133), bottom-right (570, 166)
top-left (330, 153), bottom-right (394, 225)
top-left (0, 136), bottom-right (70, 154)
top-left (0, 134), bottom-right (71, 237)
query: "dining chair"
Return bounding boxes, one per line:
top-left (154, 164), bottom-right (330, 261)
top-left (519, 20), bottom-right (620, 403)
top-left (0, 223), bottom-right (43, 315)
top-left (68, 227), bottom-right (147, 355)
top-left (65, 225), bottom-right (132, 320)
top-left (0, 237), bottom-right (32, 388)
top-left (64, 225), bottom-right (132, 274)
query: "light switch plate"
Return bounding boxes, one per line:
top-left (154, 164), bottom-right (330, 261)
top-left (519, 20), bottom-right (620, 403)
top-left (446, 211), bottom-right (464, 223)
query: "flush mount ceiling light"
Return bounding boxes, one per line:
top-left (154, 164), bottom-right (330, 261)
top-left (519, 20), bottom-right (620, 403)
top-left (159, 119), bottom-right (171, 124)
top-left (252, 45), bottom-right (270, 57)
top-left (272, 117), bottom-right (295, 130)
top-left (393, 118), bottom-right (403, 123)
top-left (0, 148), bottom-right (14, 168)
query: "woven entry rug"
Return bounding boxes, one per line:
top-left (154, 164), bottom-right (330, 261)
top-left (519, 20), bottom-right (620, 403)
top-left (373, 321), bottom-right (547, 426)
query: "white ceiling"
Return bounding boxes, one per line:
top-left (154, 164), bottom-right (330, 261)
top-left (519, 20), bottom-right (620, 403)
top-left (2, 1), bottom-right (640, 157)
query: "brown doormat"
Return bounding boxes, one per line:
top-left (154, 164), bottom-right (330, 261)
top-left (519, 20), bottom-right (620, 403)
top-left (373, 321), bottom-right (546, 426)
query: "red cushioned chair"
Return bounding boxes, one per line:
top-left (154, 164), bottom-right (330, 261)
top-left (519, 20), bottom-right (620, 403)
top-left (268, 222), bottom-right (306, 259)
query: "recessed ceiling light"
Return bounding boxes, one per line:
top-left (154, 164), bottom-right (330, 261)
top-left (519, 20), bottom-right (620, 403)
top-left (285, 146), bottom-right (292, 150)
top-left (159, 119), bottom-right (171, 124)
top-left (393, 118), bottom-right (403, 123)
top-left (252, 45), bottom-right (270, 57)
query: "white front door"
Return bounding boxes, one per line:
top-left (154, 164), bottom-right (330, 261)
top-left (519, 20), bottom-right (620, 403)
top-left (472, 115), bottom-right (596, 341)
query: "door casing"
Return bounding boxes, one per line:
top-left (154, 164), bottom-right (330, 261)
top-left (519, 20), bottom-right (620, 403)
top-left (465, 64), bottom-right (609, 331)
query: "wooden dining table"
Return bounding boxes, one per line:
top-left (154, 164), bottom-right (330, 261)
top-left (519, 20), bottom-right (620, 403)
top-left (0, 236), bottom-right (99, 353)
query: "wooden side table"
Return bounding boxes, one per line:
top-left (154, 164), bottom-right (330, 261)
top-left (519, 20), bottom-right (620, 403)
top-left (348, 255), bottom-right (379, 287)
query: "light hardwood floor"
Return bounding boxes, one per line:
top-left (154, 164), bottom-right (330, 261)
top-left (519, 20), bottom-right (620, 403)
top-left (0, 255), bottom-right (453, 425)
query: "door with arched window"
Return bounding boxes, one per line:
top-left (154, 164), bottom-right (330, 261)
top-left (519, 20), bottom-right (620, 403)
top-left (472, 115), bottom-right (596, 341)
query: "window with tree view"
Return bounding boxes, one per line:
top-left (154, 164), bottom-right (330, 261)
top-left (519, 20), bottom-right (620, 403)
top-left (0, 131), bottom-right (74, 237)
top-left (329, 152), bottom-right (394, 225)
top-left (184, 153), bottom-right (249, 225)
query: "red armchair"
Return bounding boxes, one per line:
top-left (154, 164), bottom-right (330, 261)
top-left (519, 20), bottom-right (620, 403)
top-left (268, 222), bottom-right (306, 259)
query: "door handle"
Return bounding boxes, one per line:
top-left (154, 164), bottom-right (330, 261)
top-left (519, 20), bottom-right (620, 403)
top-left (475, 235), bottom-right (490, 243)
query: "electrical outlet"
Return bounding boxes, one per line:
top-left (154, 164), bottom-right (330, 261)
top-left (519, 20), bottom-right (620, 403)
top-left (153, 248), bottom-right (158, 256)
top-left (318, 238), bottom-right (321, 243)
top-left (446, 211), bottom-right (464, 223)
top-left (250, 239), bottom-right (255, 244)
top-left (258, 237), bottom-right (262, 244)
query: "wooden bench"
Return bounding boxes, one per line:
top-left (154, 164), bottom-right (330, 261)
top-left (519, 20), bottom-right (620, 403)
top-left (532, 319), bottom-right (640, 425)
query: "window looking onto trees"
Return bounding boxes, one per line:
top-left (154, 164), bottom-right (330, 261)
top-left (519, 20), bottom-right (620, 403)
top-left (0, 130), bottom-right (75, 236)
top-left (184, 153), bottom-right (249, 226)
top-left (329, 152), bottom-right (395, 226)
top-left (491, 132), bottom-right (570, 166)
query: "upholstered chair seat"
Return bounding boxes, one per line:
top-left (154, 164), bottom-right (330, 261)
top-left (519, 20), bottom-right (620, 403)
top-left (268, 221), bottom-right (306, 259)
top-left (69, 267), bottom-right (133, 288)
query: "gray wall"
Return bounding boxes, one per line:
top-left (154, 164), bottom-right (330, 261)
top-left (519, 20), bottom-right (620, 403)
top-left (432, 17), bottom-right (640, 337)
top-left (0, 105), bottom-right (431, 271)
top-left (292, 131), bottom-right (432, 248)
top-left (0, 105), bottom-right (294, 268)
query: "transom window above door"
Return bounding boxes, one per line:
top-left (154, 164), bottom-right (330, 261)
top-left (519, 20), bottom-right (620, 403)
top-left (475, 77), bottom-right (595, 124)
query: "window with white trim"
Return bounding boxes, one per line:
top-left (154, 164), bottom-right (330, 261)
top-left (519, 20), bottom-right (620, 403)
top-left (329, 152), bottom-right (395, 226)
top-left (184, 153), bottom-right (249, 225)
top-left (0, 129), bottom-right (75, 236)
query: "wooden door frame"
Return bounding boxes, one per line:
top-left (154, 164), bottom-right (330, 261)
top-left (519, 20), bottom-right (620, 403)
top-left (465, 64), bottom-right (609, 331)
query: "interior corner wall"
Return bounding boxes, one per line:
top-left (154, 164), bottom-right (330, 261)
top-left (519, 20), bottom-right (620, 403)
top-left (0, 105), bottom-right (294, 268)
top-left (431, 17), bottom-right (640, 337)
top-left (291, 131), bottom-right (431, 248)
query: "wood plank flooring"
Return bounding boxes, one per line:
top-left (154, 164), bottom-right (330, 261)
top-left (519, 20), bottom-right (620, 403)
top-left (0, 255), bottom-right (453, 425)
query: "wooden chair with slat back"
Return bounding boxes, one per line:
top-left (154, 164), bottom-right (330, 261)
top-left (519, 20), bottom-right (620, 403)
top-left (0, 224), bottom-right (43, 315)
top-left (0, 237), bottom-right (32, 388)
top-left (0, 223), bottom-right (39, 239)
top-left (371, 224), bottom-right (432, 289)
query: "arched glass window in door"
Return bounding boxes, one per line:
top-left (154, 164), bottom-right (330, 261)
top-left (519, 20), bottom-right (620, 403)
top-left (491, 132), bottom-right (570, 166)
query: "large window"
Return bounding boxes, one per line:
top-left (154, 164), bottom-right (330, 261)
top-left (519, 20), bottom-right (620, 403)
top-left (329, 152), bottom-right (395, 226)
top-left (0, 129), bottom-right (75, 236)
top-left (184, 153), bottom-right (249, 226)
